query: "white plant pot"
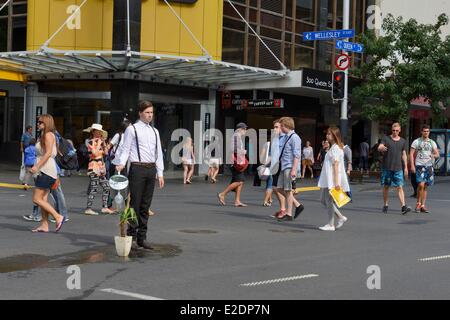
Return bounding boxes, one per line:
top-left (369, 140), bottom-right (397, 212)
top-left (114, 236), bottom-right (133, 257)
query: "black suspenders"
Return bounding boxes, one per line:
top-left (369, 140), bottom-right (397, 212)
top-left (132, 123), bottom-right (159, 163)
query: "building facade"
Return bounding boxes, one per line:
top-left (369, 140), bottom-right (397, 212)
top-left (1, 0), bottom-right (379, 172)
top-left (220, 0), bottom-right (374, 161)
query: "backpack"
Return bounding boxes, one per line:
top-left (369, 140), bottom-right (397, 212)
top-left (55, 132), bottom-right (79, 170)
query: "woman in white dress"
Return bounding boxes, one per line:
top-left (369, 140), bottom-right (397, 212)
top-left (317, 127), bottom-right (350, 231)
top-left (182, 137), bottom-right (195, 184)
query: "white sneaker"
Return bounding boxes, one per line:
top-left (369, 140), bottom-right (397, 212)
top-left (336, 216), bottom-right (348, 229)
top-left (319, 224), bottom-right (335, 231)
top-left (84, 208), bottom-right (99, 216)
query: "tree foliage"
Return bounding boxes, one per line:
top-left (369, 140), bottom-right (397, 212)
top-left (353, 13), bottom-right (450, 126)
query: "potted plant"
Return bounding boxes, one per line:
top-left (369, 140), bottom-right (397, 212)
top-left (115, 194), bottom-right (137, 257)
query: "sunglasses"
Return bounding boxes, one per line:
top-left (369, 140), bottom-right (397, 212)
top-left (392, 129), bottom-right (400, 132)
top-left (37, 121), bottom-right (43, 124)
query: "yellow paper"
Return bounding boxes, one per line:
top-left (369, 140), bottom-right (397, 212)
top-left (329, 188), bottom-right (351, 208)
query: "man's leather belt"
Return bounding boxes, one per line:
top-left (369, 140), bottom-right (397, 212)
top-left (131, 162), bottom-right (156, 168)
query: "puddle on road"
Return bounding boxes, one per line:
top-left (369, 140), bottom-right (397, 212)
top-left (268, 229), bottom-right (304, 233)
top-left (0, 243), bottom-right (181, 274)
top-left (178, 229), bottom-right (217, 234)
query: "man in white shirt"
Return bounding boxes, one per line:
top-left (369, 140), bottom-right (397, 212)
top-left (116, 101), bottom-right (164, 250)
top-left (409, 124), bottom-right (439, 213)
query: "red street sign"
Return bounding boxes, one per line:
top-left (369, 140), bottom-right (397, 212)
top-left (335, 53), bottom-right (350, 70)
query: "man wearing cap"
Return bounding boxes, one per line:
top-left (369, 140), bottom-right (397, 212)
top-left (116, 101), bottom-right (164, 250)
top-left (218, 122), bottom-right (248, 207)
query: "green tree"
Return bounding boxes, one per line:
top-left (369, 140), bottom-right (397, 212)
top-left (353, 13), bottom-right (450, 126)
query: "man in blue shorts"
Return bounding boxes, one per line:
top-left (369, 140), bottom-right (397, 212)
top-left (409, 125), bottom-right (439, 213)
top-left (378, 122), bottom-right (411, 215)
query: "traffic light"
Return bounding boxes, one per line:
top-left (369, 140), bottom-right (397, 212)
top-left (332, 71), bottom-right (345, 100)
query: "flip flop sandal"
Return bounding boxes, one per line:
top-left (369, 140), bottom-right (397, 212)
top-left (217, 193), bottom-right (225, 206)
top-left (235, 203), bottom-right (248, 207)
top-left (55, 219), bottom-right (65, 233)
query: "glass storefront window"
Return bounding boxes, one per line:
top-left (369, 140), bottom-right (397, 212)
top-left (260, 12), bottom-right (283, 29)
top-left (260, 26), bottom-right (282, 39)
top-left (222, 29), bottom-right (245, 65)
top-left (223, 17), bottom-right (246, 31)
top-left (286, 0), bottom-right (293, 17)
top-left (0, 0), bottom-right (27, 52)
top-left (259, 38), bottom-right (281, 69)
top-left (296, 0), bottom-right (315, 23)
top-left (284, 42), bottom-right (292, 69)
top-left (261, 0), bottom-right (283, 14)
top-left (355, 0), bottom-right (363, 34)
top-left (248, 35), bottom-right (257, 67)
top-left (12, 16), bottom-right (26, 51)
top-left (0, 19), bottom-right (7, 52)
top-left (336, 0), bottom-right (343, 29)
top-left (327, 0), bottom-right (334, 28)
top-left (293, 46), bottom-right (314, 69)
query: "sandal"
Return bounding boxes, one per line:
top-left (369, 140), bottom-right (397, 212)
top-left (235, 203), bottom-right (248, 207)
top-left (55, 218), bottom-right (65, 233)
top-left (217, 193), bottom-right (225, 206)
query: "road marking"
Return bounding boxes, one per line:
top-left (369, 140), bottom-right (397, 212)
top-left (295, 186), bottom-right (320, 193)
top-left (0, 182), bottom-right (32, 190)
top-left (418, 255), bottom-right (450, 262)
top-left (239, 274), bottom-right (318, 287)
top-left (99, 288), bottom-right (165, 300)
top-left (428, 199), bottom-right (450, 202)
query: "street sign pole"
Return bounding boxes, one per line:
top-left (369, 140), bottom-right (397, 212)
top-left (340, 0), bottom-right (350, 143)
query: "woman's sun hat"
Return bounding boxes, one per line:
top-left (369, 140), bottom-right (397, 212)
top-left (83, 123), bottom-right (108, 139)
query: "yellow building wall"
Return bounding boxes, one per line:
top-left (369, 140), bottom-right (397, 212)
top-left (141, 0), bottom-right (223, 60)
top-left (26, 0), bottom-right (222, 59)
top-left (27, 0), bottom-right (113, 51)
top-left (0, 70), bottom-right (25, 82)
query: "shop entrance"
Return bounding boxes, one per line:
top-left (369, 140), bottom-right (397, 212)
top-left (153, 103), bottom-right (200, 174)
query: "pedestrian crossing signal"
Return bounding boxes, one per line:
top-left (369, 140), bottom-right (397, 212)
top-left (332, 71), bottom-right (345, 100)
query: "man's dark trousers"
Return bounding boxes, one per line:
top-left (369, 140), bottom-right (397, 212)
top-left (127, 164), bottom-right (156, 242)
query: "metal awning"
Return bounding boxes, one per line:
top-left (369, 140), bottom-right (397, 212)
top-left (0, 48), bottom-right (288, 88)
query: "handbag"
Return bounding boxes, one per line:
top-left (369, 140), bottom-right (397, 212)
top-left (19, 164), bottom-right (26, 182)
top-left (232, 153), bottom-right (249, 172)
top-left (257, 142), bottom-right (271, 181)
top-left (232, 134), bottom-right (248, 172)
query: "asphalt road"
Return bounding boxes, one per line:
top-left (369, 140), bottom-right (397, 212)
top-left (0, 167), bottom-right (449, 300)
